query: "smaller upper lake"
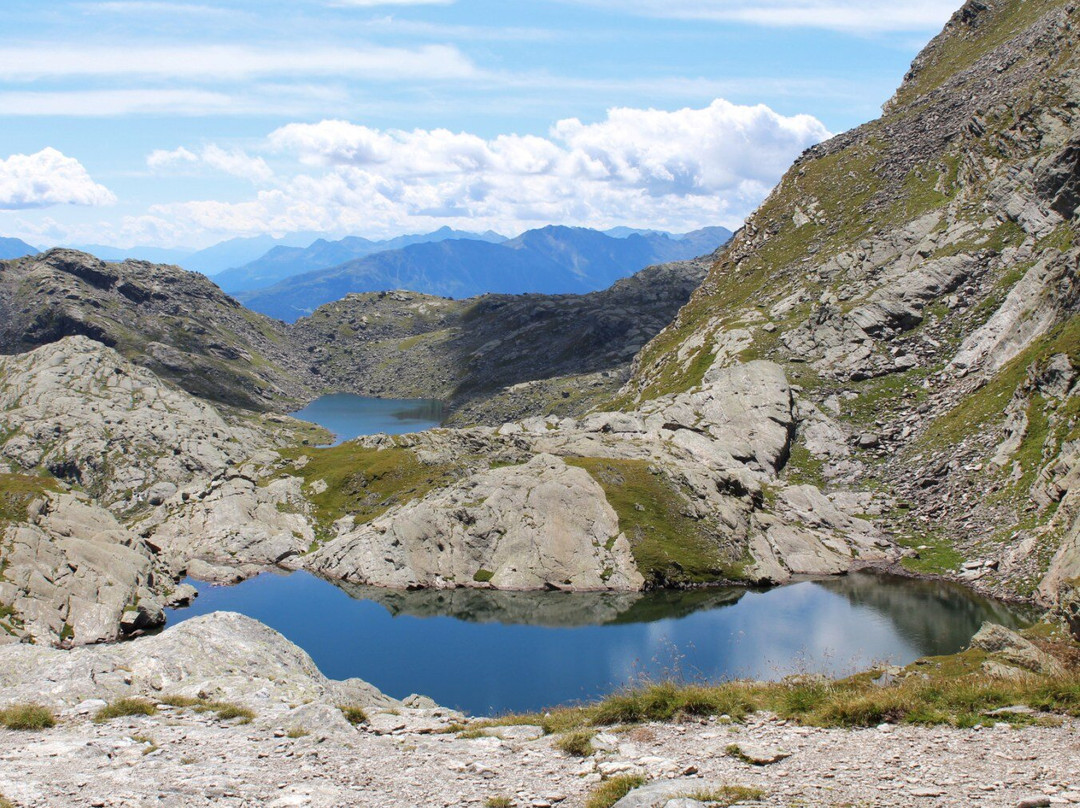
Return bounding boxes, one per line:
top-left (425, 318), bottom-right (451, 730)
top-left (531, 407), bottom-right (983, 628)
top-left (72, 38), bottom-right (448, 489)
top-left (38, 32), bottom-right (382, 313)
top-left (290, 393), bottom-right (444, 444)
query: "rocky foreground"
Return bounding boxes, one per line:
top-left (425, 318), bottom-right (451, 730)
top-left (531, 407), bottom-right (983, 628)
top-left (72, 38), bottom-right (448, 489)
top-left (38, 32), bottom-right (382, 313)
top-left (1, 614), bottom-right (1077, 808)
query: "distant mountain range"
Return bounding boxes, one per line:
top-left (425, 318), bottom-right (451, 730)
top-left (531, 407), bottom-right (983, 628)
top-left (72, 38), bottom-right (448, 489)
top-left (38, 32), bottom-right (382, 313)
top-left (0, 237), bottom-right (39, 259)
top-left (238, 225), bottom-right (732, 322)
top-left (65, 233), bottom-right (321, 276)
top-left (213, 226), bottom-right (507, 294)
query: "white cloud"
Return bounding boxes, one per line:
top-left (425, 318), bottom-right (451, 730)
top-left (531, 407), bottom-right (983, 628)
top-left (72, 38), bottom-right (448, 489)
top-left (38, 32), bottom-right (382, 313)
top-left (0, 148), bottom-right (116, 210)
top-left (148, 145), bottom-right (273, 182)
top-left (144, 99), bottom-right (829, 240)
top-left (0, 89), bottom-right (238, 117)
top-left (549, 0), bottom-right (954, 33)
top-left (0, 43), bottom-right (477, 82)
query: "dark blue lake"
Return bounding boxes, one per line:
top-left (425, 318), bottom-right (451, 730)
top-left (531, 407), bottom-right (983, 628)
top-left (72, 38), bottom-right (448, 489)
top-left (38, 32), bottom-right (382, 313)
top-left (167, 570), bottom-right (1034, 717)
top-left (290, 394), bottom-right (444, 444)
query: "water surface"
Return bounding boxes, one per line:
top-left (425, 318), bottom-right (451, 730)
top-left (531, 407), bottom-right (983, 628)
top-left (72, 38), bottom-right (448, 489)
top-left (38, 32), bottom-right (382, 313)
top-left (289, 393), bottom-right (444, 444)
top-left (168, 570), bottom-right (1034, 716)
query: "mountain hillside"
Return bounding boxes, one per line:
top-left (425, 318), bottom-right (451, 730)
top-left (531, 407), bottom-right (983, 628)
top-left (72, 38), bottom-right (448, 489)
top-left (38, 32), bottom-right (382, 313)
top-left (619, 0), bottom-right (1080, 610)
top-left (239, 225), bottom-right (731, 321)
top-left (213, 227), bottom-right (507, 294)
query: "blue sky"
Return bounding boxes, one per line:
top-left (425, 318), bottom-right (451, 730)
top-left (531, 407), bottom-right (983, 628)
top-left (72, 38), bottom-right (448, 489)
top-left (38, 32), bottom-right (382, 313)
top-left (0, 0), bottom-right (960, 249)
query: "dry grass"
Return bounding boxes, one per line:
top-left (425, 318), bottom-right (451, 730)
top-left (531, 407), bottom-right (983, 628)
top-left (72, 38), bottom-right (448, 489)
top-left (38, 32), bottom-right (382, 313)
top-left (0, 703), bottom-right (55, 730)
top-left (93, 698), bottom-right (158, 723)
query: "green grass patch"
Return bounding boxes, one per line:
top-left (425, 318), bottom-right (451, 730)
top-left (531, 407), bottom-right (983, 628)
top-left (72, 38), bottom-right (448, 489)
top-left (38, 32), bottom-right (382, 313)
top-left (485, 798), bottom-right (513, 808)
top-left (899, 531), bottom-right (965, 575)
top-left (564, 457), bottom-right (745, 585)
top-left (93, 698), bottom-right (158, 723)
top-left (270, 443), bottom-right (459, 541)
top-left (0, 472), bottom-right (60, 524)
top-left (0, 703), bottom-right (56, 730)
top-left (473, 569), bottom-right (494, 583)
top-left (585, 775), bottom-right (647, 808)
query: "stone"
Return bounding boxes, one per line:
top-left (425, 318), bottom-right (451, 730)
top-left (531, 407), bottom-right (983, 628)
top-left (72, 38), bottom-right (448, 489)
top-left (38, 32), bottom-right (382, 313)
top-left (970, 623), bottom-right (1066, 676)
top-left (726, 742), bottom-right (791, 765)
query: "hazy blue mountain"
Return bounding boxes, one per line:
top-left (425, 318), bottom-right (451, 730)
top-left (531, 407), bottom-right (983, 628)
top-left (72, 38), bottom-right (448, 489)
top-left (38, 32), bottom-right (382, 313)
top-left (214, 226), bottom-right (506, 294)
top-left (239, 224), bottom-right (731, 322)
top-left (0, 237), bottom-right (40, 259)
top-left (184, 233), bottom-right (322, 275)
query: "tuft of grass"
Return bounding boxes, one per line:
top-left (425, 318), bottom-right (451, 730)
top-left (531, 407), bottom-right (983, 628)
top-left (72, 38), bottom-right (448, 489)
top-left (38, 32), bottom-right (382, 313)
top-left (93, 698), bottom-right (158, 723)
top-left (684, 786), bottom-right (766, 806)
top-left (156, 695), bottom-right (253, 723)
top-left (554, 729), bottom-right (595, 757)
top-left (0, 703), bottom-right (56, 730)
top-left (211, 703), bottom-right (255, 723)
top-left (565, 457), bottom-right (747, 585)
top-left (473, 568), bottom-right (494, 583)
top-left (585, 775), bottom-right (647, 808)
top-left (286, 727), bottom-right (309, 739)
top-left (340, 705), bottom-right (368, 726)
top-left (485, 798), bottom-right (514, 808)
top-left (0, 794), bottom-right (13, 808)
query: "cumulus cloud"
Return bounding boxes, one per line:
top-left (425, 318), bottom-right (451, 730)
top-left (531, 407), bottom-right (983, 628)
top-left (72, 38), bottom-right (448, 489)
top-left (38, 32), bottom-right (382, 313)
top-left (0, 148), bottom-right (116, 210)
top-left (550, 0), bottom-right (954, 33)
top-left (145, 99), bottom-right (829, 240)
top-left (148, 145), bottom-right (273, 182)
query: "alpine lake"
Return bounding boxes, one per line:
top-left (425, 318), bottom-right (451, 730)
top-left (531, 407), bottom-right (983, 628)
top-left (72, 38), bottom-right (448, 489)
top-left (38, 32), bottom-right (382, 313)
top-left (168, 394), bottom-right (1036, 717)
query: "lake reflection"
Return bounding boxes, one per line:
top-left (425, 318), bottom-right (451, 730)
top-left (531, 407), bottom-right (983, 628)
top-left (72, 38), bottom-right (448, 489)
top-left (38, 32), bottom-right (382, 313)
top-left (290, 393), bottom-right (444, 444)
top-left (168, 570), bottom-right (1034, 717)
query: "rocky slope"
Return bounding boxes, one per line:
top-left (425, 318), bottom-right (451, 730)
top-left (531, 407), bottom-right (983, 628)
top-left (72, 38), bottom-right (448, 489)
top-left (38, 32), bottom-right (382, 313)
top-left (611, 0), bottom-right (1080, 614)
top-left (0, 250), bottom-right (315, 411)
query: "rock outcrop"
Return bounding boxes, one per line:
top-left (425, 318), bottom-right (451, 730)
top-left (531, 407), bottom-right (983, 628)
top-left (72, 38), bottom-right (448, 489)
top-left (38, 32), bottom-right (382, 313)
top-left (307, 453), bottom-right (644, 591)
top-left (0, 336), bottom-right (260, 508)
top-left (0, 611), bottom-right (400, 716)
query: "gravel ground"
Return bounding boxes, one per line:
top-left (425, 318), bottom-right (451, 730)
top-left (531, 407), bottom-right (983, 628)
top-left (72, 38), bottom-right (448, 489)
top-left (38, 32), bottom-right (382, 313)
top-left (2, 707), bottom-right (1078, 808)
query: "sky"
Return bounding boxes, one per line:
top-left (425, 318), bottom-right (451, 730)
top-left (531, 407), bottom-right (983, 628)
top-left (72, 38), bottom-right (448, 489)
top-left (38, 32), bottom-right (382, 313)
top-left (0, 0), bottom-right (962, 250)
